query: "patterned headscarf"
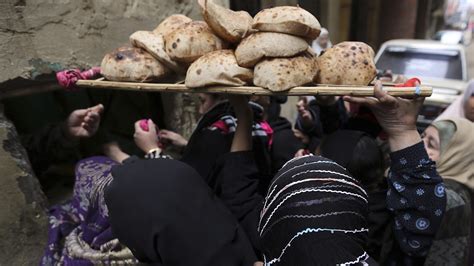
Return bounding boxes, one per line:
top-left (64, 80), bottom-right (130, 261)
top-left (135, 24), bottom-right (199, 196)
top-left (258, 155), bottom-right (370, 265)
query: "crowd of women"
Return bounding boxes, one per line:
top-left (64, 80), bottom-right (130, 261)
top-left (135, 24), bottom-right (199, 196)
top-left (37, 78), bottom-right (474, 265)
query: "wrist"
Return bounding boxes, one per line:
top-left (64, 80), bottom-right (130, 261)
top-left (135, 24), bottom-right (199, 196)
top-left (61, 122), bottom-right (80, 143)
top-left (146, 147), bottom-right (162, 154)
top-left (141, 143), bottom-right (159, 154)
top-left (388, 129), bottom-right (421, 152)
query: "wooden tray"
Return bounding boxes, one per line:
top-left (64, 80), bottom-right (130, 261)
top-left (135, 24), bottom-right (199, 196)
top-left (76, 79), bottom-right (432, 97)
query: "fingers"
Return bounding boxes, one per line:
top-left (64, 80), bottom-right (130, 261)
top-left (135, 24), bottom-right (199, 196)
top-left (343, 81), bottom-right (398, 108)
top-left (134, 121), bottom-right (143, 133)
top-left (85, 112), bottom-right (99, 123)
top-left (373, 81), bottom-right (397, 107)
top-left (147, 119), bottom-right (157, 134)
top-left (82, 111), bottom-right (100, 131)
top-left (413, 93), bottom-right (425, 108)
top-left (158, 130), bottom-right (171, 139)
top-left (70, 109), bottom-right (88, 120)
top-left (89, 104), bottom-right (104, 114)
top-left (342, 95), bottom-right (378, 106)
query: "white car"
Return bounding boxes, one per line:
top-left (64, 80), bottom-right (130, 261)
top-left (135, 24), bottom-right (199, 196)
top-left (375, 39), bottom-right (468, 127)
top-left (433, 30), bottom-right (472, 45)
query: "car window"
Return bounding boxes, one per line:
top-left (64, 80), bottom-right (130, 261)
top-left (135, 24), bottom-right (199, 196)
top-left (376, 46), bottom-right (463, 80)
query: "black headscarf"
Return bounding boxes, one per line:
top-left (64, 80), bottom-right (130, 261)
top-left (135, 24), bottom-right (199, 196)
top-left (181, 101), bottom-right (272, 189)
top-left (258, 155), bottom-right (372, 265)
top-left (104, 158), bottom-right (257, 266)
top-left (320, 130), bottom-right (386, 191)
top-left (320, 130), bottom-right (368, 169)
top-left (319, 130), bottom-right (390, 261)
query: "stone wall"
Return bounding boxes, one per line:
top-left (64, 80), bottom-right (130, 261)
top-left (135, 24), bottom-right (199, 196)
top-left (0, 106), bottom-right (48, 265)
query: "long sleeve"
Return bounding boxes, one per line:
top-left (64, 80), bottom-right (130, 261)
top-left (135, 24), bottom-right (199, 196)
top-left (210, 151), bottom-right (264, 252)
top-left (21, 123), bottom-right (79, 175)
top-left (387, 142), bottom-right (446, 257)
top-left (180, 128), bottom-right (232, 184)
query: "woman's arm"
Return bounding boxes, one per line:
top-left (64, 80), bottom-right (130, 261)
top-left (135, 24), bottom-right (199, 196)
top-left (229, 95), bottom-right (253, 152)
top-left (211, 95), bottom-right (263, 251)
top-left (386, 141), bottom-right (444, 257)
top-left (344, 81), bottom-right (446, 257)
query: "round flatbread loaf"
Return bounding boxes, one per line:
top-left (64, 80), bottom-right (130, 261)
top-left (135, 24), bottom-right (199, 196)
top-left (252, 6), bottom-right (321, 40)
top-left (100, 46), bottom-right (168, 82)
top-left (153, 14), bottom-right (192, 38)
top-left (315, 41), bottom-right (376, 85)
top-left (254, 54), bottom-right (318, 91)
top-left (235, 32), bottom-right (309, 67)
top-left (130, 31), bottom-right (183, 73)
top-left (165, 21), bottom-right (226, 64)
top-left (198, 0), bottom-right (253, 43)
top-left (185, 49), bottom-right (253, 88)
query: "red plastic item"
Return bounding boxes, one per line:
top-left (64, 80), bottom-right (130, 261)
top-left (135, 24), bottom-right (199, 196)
top-left (139, 119), bottom-right (150, 131)
top-left (138, 119), bottom-right (166, 149)
top-left (56, 67), bottom-right (101, 90)
top-left (394, 78), bottom-right (421, 87)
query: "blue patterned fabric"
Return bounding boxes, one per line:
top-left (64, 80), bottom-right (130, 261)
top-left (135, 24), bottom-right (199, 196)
top-left (387, 142), bottom-right (447, 257)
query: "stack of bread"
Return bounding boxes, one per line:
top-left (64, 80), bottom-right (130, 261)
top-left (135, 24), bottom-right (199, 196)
top-left (186, 3), bottom-right (322, 91)
top-left (100, 0), bottom-right (377, 91)
top-left (100, 11), bottom-right (227, 82)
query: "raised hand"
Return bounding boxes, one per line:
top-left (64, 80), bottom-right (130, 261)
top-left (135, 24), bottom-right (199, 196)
top-left (228, 95), bottom-right (253, 152)
top-left (65, 104), bottom-right (104, 140)
top-left (134, 119), bottom-right (160, 153)
top-left (343, 80), bottom-right (424, 151)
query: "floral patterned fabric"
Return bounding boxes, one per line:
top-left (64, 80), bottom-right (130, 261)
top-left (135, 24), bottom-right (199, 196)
top-left (387, 142), bottom-right (447, 257)
top-left (41, 156), bottom-right (137, 266)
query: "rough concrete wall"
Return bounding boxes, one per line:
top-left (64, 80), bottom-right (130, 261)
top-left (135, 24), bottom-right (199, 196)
top-left (0, 104), bottom-right (48, 265)
top-left (0, 0), bottom-right (207, 83)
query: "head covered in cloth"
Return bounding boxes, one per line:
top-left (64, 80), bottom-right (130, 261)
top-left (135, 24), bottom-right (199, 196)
top-left (319, 130), bottom-right (386, 192)
top-left (104, 158), bottom-right (257, 266)
top-left (258, 155), bottom-right (371, 265)
top-left (431, 118), bottom-right (474, 189)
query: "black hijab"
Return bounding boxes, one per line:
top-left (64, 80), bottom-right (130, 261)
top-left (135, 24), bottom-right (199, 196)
top-left (319, 130), bottom-right (391, 262)
top-left (104, 158), bottom-right (257, 266)
top-left (258, 155), bottom-right (373, 265)
top-left (181, 101), bottom-right (272, 188)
